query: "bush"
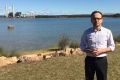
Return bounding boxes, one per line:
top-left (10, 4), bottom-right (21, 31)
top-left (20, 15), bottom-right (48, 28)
top-left (0, 48), bottom-right (11, 57)
top-left (114, 35), bottom-right (120, 43)
top-left (0, 48), bottom-right (18, 57)
top-left (69, 41), bottom-right (79, 49)
top-left (58, 35), bottom-right (69, 50)
top-left (0, 48), bottom-right (3, 53)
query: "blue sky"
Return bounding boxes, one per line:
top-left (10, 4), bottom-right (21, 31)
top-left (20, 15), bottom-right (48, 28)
top-left (0, 0), bottom-right (120, 15)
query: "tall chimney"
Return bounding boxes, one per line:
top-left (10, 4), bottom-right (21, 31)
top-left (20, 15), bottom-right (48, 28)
top-left (5, 4), bottom-right (8, 17)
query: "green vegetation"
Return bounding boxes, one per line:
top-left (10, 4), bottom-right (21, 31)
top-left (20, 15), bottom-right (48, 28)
top-left (114, 35), bottom-right (120, 43)
top-left (0, 48), bottom-right (19, 57)
top-left (35, 14), bottom-right (120, 18)
top-left (58, 35), bottom-right (80, 50)
top-left (1, 13), bottom-right (120, 18)
top-left (0, 48), bottom-right (6, 57)
top-left (69, 40), bottom-right (80, 49)
top-left (0, 45), bottom-right (119, 80)
top-left (35, 14), bottom-right (90, 18)
top-left (58, 35), bottom-right (69, 50)
top-left (112, 13), bottom-right (120, 17)
top-left (0, 48), bottom-right (3, 54)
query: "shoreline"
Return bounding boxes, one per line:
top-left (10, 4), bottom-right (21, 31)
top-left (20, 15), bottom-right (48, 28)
top-left (0, 42), bottom-right (120, 67)
top-left (0, 47), bottom-right (83, 67)
top-left (1, 14), bottom-right (120, 18)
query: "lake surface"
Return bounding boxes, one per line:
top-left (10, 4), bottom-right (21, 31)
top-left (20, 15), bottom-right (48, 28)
top-left (0, 18), bottom-right (120, 52)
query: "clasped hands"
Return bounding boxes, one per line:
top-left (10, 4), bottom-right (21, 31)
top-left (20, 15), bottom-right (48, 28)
top-left (84, 48), bottom-right (105, 56)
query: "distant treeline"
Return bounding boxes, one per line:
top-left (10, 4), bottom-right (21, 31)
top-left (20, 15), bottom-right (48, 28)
top-left (0, 13), bottom-right (120, 18)
top-left (35, 14), bottom-right (90, 18)
top-left (35, 14), bottom-right (120, 18)
top-left (104, 13), bottom-right (120, 17)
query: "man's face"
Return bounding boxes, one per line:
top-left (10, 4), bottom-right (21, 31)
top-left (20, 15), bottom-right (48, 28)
top-left (91, 13), bottom-right (103, 28)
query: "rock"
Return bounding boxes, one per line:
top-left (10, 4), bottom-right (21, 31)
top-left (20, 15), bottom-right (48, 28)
top-left (0, 56), bottom-right (18, 67)
top-left (17, 54), bottom-right (43, 63)
top-left (65, 48), bottom-right (83, 55)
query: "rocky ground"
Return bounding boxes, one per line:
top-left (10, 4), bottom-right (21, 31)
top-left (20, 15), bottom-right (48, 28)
top-left (0, 48), bottom-right (83, 67)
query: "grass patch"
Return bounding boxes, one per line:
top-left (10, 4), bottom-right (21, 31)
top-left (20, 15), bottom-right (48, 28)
top-left (0, 55), bottom-right (85, 80)
top-left (107, 45), bottom-right (120, 80)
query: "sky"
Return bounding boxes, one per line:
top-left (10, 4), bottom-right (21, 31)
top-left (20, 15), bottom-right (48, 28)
top-left (0, 0), bottom-right (120, 15)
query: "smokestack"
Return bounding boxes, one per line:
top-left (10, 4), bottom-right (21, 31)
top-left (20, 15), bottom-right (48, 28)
top-left (12, 5), bottom-right (14, 17)
top-left (5, 4), bottom-right (8, 17)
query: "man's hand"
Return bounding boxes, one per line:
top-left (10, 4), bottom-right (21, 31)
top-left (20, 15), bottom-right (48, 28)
top-left (91, 48), bottom-right (111, 56)
top-left (92, 48), bottom-right (103, 56)
top-left (83, 48), bottom-right (111, 56)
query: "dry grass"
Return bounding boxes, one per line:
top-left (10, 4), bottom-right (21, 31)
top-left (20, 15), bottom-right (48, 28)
top-left (0, 45), bottom-right (119, 80)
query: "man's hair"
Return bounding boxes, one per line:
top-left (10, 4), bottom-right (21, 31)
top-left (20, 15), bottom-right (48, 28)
top-left (91, 11), bottom-right (103, 18)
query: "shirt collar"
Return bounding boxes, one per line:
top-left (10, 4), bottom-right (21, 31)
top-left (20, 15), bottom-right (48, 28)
top-left (92, 26), bottom-right (102, 32)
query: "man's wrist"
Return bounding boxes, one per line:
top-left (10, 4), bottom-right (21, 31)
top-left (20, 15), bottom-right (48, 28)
top-left (103, 48), bottom-right (111, 53)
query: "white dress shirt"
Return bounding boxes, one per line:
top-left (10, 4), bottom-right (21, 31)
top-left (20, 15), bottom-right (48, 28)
top-left (80, 26), bottom-right (115, 57)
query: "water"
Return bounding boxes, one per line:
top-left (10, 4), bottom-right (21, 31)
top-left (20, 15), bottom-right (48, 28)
top-left (0, 17), bottom-right (120, 52)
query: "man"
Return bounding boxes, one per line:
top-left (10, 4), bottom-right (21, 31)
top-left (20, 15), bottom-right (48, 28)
top-left (80, 11), bottom-right (115, 80)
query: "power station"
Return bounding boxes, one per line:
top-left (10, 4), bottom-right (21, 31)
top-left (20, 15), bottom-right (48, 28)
top-left (5, 4), bottom-right (15, 18)
top-left (4, 4), bottom-right (35, 18)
